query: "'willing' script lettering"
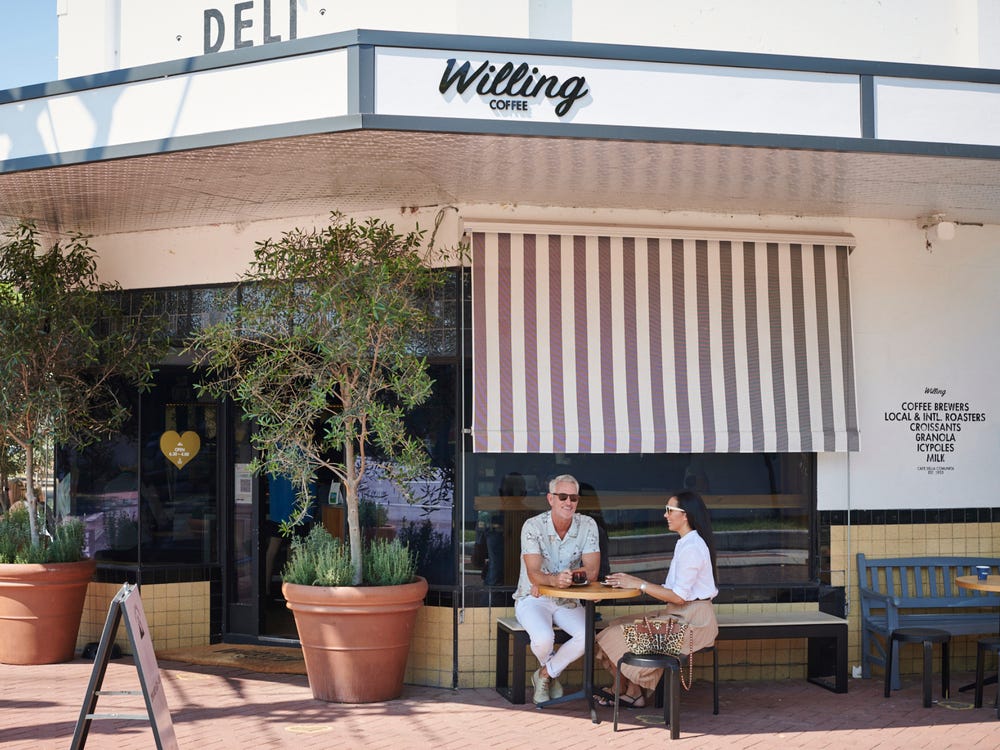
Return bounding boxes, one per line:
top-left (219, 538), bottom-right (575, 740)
top-left (439, 58), bottom-right (589, 117)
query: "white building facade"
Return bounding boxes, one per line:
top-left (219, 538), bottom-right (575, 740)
top-left (2, 1), bottom-right (998, 688)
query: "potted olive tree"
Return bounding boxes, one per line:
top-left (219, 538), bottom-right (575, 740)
top-left (188, 212), bottom-right (452, 702)
top-left (0, 221), bottom-right (165, 664)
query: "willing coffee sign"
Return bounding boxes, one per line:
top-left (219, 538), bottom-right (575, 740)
top-left (439, 58), bottom-right (589, 116)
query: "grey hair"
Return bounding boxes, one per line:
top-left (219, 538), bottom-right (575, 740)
top-left (548, 474), bottom-right (579, 493)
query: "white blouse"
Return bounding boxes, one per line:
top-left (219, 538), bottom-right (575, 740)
top-left (664, 529), bottom-right (718, 601)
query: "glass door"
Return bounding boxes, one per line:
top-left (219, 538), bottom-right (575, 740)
top-left (225, 417), bottom-right (300, 640)
top-left (140, 371), bottom-right (220, 567)
top-left (226, 415), bottom-right (258, 635)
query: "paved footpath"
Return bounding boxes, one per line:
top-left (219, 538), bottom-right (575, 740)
top-left (0, 657), bottom-right (997, 749)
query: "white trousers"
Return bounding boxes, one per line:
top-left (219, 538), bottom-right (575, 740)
top-left (514, 595), bottom-right (587, 679)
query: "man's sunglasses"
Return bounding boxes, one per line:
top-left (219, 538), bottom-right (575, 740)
top-left (551, 493), bottom-right (580, 502)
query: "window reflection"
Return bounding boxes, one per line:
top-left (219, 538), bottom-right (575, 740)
top-left (466, 453), bottom-right (814, 587)
top-left (57, 370), bottom-right (219, 567)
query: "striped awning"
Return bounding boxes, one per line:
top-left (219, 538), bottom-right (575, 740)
top-left (469, 226), bottom-right (859, 454)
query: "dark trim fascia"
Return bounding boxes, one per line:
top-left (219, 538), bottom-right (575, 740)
top-left (358, 114), bottom-right (1000, 161)
top-left (7, 109), bottom-right (1000, 177)
top-left (0, 29), bottom-right (367, 104)
top-left (859, 75), bottom-right (876, 139)
top-left (6, 27), bottom-right (1000, 106)
top-left (0, 114), bottom-right (365, 173)
top-left (354, 28), bottom-right (1000, 82)
top-left (6, 107), bottom-right (1000, 177)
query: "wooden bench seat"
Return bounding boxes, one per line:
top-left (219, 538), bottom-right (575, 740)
top-left (495, 609), bottom-right (848, 704)
top-left (716, 611), bottom-right (848, 693)
top-left (857, 553), bottom-right (1000, 690)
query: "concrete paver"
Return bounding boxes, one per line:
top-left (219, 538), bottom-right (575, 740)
top-left (0, 657), bottom-right (996, 749)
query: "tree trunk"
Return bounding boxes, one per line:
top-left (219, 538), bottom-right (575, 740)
top-left (24, 443), bottom-right (39, 548)
top-left (344, 439), bottom-right (363, 586)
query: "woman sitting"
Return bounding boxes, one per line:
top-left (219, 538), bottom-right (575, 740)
top-left (594, 490), bottom-right (718, 707)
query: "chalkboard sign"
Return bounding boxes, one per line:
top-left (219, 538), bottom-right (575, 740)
top-left (71, 583), bottom-right (178, 750)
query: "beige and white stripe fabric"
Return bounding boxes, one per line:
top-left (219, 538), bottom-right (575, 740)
top-left (470, 228), bottom-right (859, 454)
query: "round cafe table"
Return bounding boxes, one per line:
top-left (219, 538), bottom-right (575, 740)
top-left (956, 575), bottom-right (1000, 692)
top-left (535, 581), bottom-right (640, 723)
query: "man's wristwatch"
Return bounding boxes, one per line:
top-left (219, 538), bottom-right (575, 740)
top-left (639, 582), bottom-right (648, 592)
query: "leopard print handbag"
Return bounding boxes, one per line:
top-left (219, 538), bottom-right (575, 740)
top-left (621, 616), bottom-right (696, 689)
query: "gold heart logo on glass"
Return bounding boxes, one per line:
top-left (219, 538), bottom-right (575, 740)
top-left (159, 430), bottom-right (201, 469)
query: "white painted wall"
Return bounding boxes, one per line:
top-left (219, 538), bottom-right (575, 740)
top-left (57, 1), bottom-right (1000, 81)
top-left (93, 205), bottom-right (449, 288)
top-left (93, 204), bottom-right (1000, 512)
top-left (846, 217), bottom-right (1000, 510)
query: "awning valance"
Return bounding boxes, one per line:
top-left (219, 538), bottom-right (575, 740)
top-left (470, 228), bottom-right (859, 454)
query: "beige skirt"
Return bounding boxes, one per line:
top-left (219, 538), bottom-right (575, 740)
top-left (595, 599), bottom-right (718, 690)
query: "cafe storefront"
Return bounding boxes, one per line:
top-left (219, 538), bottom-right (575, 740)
top-left (4, 3), bottom-right (999, 688)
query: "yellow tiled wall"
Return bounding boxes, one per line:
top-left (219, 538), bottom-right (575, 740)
top-left (451, 601), bottom-right (819, 690)
top-left (406, 603), bottom-right (454, 687)
top-left (444, 520), bottom-right (1000, 691)
top-left (77, 581), bottom-right (211, 655)
top-left (71, 520), bottom-right (999, 690)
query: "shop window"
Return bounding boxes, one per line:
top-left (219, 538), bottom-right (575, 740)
top-left (57, 370), bottom-right (220, 567)
top-left (465, 452), bottom-right (815, 588)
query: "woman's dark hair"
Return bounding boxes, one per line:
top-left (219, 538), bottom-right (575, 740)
top-left (672, 490), bottom-right (718, 583)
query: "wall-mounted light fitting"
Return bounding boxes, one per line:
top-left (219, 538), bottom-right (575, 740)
top-left (918, 213), bottom-right (984, 251)
top-left (920, 214), bottom-right (956, 242)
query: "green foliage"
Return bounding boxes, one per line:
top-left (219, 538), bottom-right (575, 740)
top-left (0, 506), bottom-right (85, 564)
top-left (48, 516), bottom-right (86, 562)
top-left (188, 212), bottom-right (454, 585)
top-left (282, 526), bottom-right (415, 587)
top-left (0, 437), bottom-right (25, 492)
top-left (363, 537), bottom-right (415, 586)
top-left (282, 526), bottom-right (354, 586)
top-left (0, 221), bottom-right (167, 547)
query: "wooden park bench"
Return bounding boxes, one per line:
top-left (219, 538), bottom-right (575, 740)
top-left (857, 553), bottom-right (1000, 690)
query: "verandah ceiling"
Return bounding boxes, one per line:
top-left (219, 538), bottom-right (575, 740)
top-left (1, 128), bottom-right (998, 236)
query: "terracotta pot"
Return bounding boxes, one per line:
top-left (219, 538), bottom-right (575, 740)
top-left (283, 576), bottom-right (428, 703)
top-left (0, 558), bottom-right (97, 665)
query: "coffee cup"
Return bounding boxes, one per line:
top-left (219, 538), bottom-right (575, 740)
top-left (976, 565), bottom-right (990, 581)
top-left (571, 571), bottom-right (588, 585)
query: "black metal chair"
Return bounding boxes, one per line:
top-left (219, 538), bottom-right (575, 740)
top-left (612, 646), bottom-right (718, 739)
top-left (884, 627), bottom-right (950, 708)
top-left (974, 637), bottom-right (1000, 719)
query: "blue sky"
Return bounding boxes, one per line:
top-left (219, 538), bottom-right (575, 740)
top-left (0, 1), bottom-right (58, 91)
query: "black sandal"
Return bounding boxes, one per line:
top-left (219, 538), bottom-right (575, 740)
top-left (617, 693), bottom-right (646, 709)
top-left (593, 687), bottom-right (616, 707)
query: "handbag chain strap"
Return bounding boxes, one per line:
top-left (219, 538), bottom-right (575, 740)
top-left (650, 617), bottom-right (696, 691)
top-left (678, 627), bottom-right (694, 690)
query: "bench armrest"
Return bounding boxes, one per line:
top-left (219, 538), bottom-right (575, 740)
top-left (857, 585), bottom-right (898, 607)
